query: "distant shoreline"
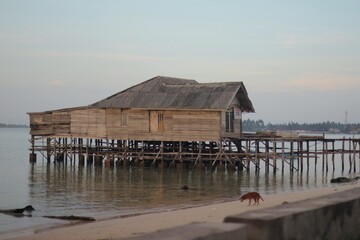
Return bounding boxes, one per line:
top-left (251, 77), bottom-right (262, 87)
top-left (0, 123), bottom-right (28, 128)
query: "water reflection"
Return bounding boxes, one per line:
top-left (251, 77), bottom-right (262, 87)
top-left (27, 159), bottom-right (339, 218)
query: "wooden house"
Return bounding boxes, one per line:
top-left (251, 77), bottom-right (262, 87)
top-left (26, 76), bottom-right (360, 172)
top-left (28, 76), bottom-right (254, 142)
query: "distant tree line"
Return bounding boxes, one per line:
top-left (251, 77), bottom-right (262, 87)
top-left (0, 123), bottom-right (28, 128)
top-left (243, 119), bottom-right (360, 134)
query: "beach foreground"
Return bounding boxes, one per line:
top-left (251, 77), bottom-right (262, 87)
top-left (8, 183), bottom-right (359, 240)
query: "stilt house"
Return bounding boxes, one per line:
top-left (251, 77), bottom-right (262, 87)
top-left (28, 76), bottom-right (254, 142)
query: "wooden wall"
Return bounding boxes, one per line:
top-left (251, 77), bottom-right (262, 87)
top-left (29, 107), bottom-right (222, 141)
top-left (29, 113), bottom-right (53, 136)
top-left (220, 111), bottom-right (242, 139)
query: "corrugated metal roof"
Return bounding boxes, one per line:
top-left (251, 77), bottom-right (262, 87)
top-left (90, 76), bottom-right (255, 112)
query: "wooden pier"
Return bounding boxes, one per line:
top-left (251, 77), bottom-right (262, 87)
top-left (29, 133), bottom-right (360, 173)
top-left (26, 76), bottom-right (360, 174)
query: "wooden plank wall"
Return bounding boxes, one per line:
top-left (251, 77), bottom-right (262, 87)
top-left (172, 111), bottom-right (220, 141)
top-left (52, 111), bottom-right (70, 135)
top-left (71, 109), bottom-right (89, 138)
top-left (71, 108), bottom-right (107, 138)
top-left (30, 108), bottom-right (222, 142)
top-left (220, 111), bottom-right (242, 139)
top-left (106, 108), bottom-right (124, 139)
top-left (29, 113), bottom-right (53, 135)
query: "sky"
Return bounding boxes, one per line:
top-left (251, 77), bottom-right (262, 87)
top-left (1, 0), bottom-right (360, 125)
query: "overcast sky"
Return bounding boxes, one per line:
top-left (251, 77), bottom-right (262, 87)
top-left (1, 0), bottom-right (360, 125)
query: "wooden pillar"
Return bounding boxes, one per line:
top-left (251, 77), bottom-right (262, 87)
top-left (46, 138), bottom-right (51, 162)
top-left (314, 140), bottom-right (318, 168)
top-left (299, 141), bottom-right (303, 172)
top-left (94, 155), bottom-right (103, 166)
top-left (55, 138), bottom-right (64, 162)
top-left (86, 139), bottom-right (93, 165)
top-left (322, 141), bottom-right (325, 172)
top-left (63, 138), bottom-right (67, 162)
top-left (341, 137), bottom-right (345, 172)
top-left (281, 141), bottom-right (285, 173)
top-left (332, 141), bottom-right (335, 172)
top-left (306, 140), bottom-right (310, 172)
top-left (255, 140), bottom-right (260, 172)
top-left (179, 141), bottom-right (182, 161)
top-left (272, 141), bottom-right (277, 173)
top-left (353, 139), bottom-right (357, 172)
top-left (265, 140), bottom-right (270, 173)
top-left (29, 135), bottom-right (37, 163)
top-left (349, 138), bottom-right (352, 173)
top-left (246, 140), bottom-right (250, 172)
top-left (325, 141), bottom-right (329, 172)
top-left (79, 154), bottom-right (85, 165)
top-left (290, 141), bottom-right (294, 172)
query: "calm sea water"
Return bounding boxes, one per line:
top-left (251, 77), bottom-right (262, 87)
top-left (0, 128), bottom-right (358, 238)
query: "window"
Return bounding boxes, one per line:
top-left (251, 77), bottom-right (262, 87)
top-left (225, 110), bottom-right (234, 132)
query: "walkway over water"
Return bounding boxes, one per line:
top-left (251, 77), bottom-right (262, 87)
top-left (29, 133), bottom-right (360, 173)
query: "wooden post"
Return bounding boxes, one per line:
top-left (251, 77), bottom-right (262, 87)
top-left (299, 141), bottom-right (303, 172)
top-left (314, 140), bottom-right (318, 168)
top-left (246, 140), bottom-right (250, 172)
top-left (314, 140), bottom-right (318, 169)
top-left (87, 139), bottom-right (93, 165)
top-left (95, 155), bottom-right (103, 166)
top-left (341, 137), bottom-right (345, 172)
top-left (332, 141), bottom-right (335, 172)
top-left (322, 141), bottom-right (325, 172)
top-left (272, 141), bottom-right (277, 173)
top-left (29, 136), bottom-right (37, 162)
top-left (46, 138), bottom-right (51, 162)
top-left (325, 141), bottom-right (329, 172)
top-left (265, 140), bottom-right (269, 173)
top-left (255, 140), bottom-right (260, 172)
top-left (280, 141), bottom-right (284, 173)
top-left (290, 141), bottom-right (294, 172)
top-left (179, 141), bottom-right (182, 162)
top-left (349, 138), bottom-right (352, 173)
top-left (79, 154), bottom-right (85, 165)
top-left (306, 140), bottom-right (310, 172)
top-left (353, 139), bottom-right (357, 172)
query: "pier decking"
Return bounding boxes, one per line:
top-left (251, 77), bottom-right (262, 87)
top-left (29, 133), bottom-right (360, 173)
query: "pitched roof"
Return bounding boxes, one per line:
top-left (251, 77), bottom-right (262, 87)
top-left (90, 76), bottom-right (255, 112)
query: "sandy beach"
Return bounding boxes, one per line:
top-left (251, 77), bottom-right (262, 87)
top-left (7, 183), bottom-right (359, 240)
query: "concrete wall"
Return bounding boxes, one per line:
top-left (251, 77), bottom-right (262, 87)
top-left (122, 222), bottom-right (247, 240)
top-left (224, 187), bottom-right (360, 240)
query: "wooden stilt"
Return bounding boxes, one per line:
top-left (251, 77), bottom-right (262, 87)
top-left (353, 139), bottom-right (357, 172)
top-left (246, 140), bottom-right (250, 172)
top-left (281, 141), bottom-right (285, 173)
top-left (341, 137), bottom-right (345, 172)
top-left (299, 141), bottom-right (303, 172)
top-left (332, 141), bottom-right (335, 172)
top-left (272, 141), bottom-right (277, 173)
top-left (27, 134), bottom-right (360, 174)
top-left (290, 141), bottom-right (294, 172)
top-left (349, 139), bottom-right (352, 173)
top-left (306, 141), bottom-right (310, 172)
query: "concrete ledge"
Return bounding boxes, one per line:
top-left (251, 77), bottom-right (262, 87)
top-left (122, 222), bottom-right (247, 240)
top-left (224, 187), bottom-right (360, 240)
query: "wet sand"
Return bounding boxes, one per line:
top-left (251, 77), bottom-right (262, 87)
top-left (8, 183), bottom-right (359, 240)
